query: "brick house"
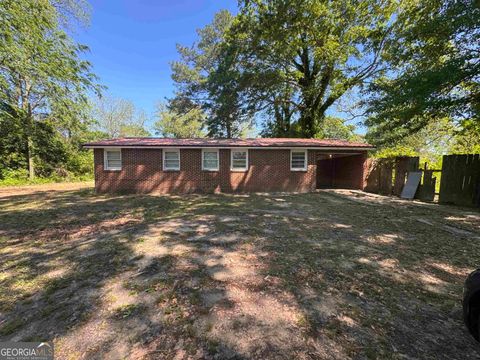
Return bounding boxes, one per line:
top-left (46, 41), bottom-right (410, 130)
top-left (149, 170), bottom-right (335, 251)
top-left (83, 138), bottom-right (374, 194)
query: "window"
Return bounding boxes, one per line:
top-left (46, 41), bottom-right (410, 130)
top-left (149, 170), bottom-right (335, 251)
top-left (163, 149), bottom-right (180, 170)
top-left (231, 150), bottom-right (248, 171)
top-left (104, 149), bottom-right (122, 170)
top-left (290, 150), bottom-right (307, 171)
top-left (202, 149), bottom-right (219, 171)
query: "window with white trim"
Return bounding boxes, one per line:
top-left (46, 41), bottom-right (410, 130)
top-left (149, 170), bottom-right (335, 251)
top-left (104, 149), bottom-right (122, 170)
top-left (290, 150), bottom-right (307, 171)
top-left (163, 149), bottom-right (180, 170)
top-left (202, 149), bottom-right (219, 171)
top-left (231, 150), bottom-right (248, 171)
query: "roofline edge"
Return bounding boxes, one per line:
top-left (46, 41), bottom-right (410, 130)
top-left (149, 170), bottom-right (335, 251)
top-left (83, 145), bottom-right (375, 150)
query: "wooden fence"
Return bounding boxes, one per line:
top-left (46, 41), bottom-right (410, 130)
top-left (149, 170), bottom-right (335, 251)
top-left (439, 154), bottom-right (480, 207)
top-left (364, 154), bottom-right (480, 208)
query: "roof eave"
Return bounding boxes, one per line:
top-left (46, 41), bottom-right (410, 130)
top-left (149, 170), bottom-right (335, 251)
top-left (83, 144), bottom-right (375, 150)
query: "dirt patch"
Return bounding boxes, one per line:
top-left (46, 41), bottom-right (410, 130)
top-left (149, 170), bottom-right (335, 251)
top-left (0, 184), bottom-right (479, 359)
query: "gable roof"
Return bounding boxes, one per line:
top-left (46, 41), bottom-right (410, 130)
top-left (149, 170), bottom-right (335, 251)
top-left (83, 137), bottom-right (374, 149)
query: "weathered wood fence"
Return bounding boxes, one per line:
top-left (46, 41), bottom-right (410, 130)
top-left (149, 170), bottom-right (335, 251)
top-left (439, 154), bottom-right (480, 207)
top-left (364, 154), bottom-right (480, 208)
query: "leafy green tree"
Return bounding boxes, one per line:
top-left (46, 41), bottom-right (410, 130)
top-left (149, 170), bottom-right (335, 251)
top-left (0, 103), bottom-right (28, 176)
top-left (365, 0), bottom-right (480, 145)
top-left (171, 10), bottom-right (254, 138)
top-left (448, 130), bottom-right (480, 155)
top-left (0, 102), bottom-right (69, 178)
top-left (230, 0), bottom-right (396, 137)
top-left (154, 101), bottom-right (205, 138)
top-left (0, 0), bottom-right (100, 179)
top-left (259, 86), bottom-right (297, 137)
top-left (372, 117), bottom-right (480, 168)
top-left (316, 117), bottom-right (363, 142)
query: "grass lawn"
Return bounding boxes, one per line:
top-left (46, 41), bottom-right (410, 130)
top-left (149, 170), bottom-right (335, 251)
top-left (0, 183), bottom-right (479, 359)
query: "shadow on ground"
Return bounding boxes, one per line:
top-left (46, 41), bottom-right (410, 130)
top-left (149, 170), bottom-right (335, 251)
top-left (0, 185), bottom-right (479, 359)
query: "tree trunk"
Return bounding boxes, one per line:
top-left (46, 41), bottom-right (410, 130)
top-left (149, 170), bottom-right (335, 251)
top-left (273, 101), bottom-right (293, 137)
top-left (226, 121), bottom-right (232, 138)
top-left (298, 101), bottom-right (317, 138)
top-left (25, 111), bottom-right (35, 180)
top-left (27, 135), bottom-right (34, 180)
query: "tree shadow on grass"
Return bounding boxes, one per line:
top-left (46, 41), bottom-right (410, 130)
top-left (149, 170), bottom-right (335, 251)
top-left (255, 190), bottom-right (480, 359)
top-left (0, 189), bottom-right (251, 359)
top-left (2, 188), bottom-right (479, 359)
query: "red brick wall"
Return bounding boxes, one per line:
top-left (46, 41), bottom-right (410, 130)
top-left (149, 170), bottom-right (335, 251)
top-left (331, 153), bottom-right (367, 189)
top-left (94, 148), bottom-right (317, 194)
top-left (315, 153), bottom-right (367, 190)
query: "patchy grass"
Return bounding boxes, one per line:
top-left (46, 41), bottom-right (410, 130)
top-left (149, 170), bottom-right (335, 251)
top-left (0, 318), bottom-right (24, 336)
top-left (113, 304), bottom-right (145, 319)
top-left (0, 184), bottom-right (479, 359)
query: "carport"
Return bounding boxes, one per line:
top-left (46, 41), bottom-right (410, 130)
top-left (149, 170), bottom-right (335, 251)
top-left (316, 152), bottom-right (367, 189)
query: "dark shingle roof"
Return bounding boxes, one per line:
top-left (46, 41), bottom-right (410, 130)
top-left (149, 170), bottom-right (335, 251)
top-left (83, 137), bottom-right (374, 149)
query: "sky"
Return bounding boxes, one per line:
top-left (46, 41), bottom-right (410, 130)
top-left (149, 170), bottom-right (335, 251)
top-left (75, 0), bottom-right (239, 130)
top-left (74, 0), bottom-right (365, 136)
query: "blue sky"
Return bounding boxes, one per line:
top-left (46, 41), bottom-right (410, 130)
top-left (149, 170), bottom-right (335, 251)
top-left (74, 0), bottom-right (364, 135)
top-left (75, 0), bottom-right (238, 129)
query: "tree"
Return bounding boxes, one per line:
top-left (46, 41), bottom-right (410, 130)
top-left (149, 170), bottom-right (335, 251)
top-left (51, 0), bottom-right (91, 29)
top-left (365, 0), bottom-right (480, 145)
top-left (259, 86), bottom-right (296, 138)
top-left (229, 0), bottom-right (396, 137)
top-left (154, 100), bottom-right (205, 138)
top-left (91, 96), bottom-right (150, 138)
top-left (372, 117), bottom-right (480, 168)
top-left (171, 10), bottom-right (254, 138)
top-left (0, 0), bottom-right (100, 179)
top-left (0, 103), bottom-right (29, 176)
top-left (448, 127), bottom-right (480, 155)
top-left (317, 117), bottom-right (362, 142)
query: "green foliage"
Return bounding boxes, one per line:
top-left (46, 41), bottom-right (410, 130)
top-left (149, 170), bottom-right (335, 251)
top-left (0, 169), bottom-right (92, 187)
top-left (0, 0), bottom-right (101, 181)
top-left (0, 0), bottom-right (101, 178)
top-left (170, 10), bottom-right (254, 138)
top-left (365, 0), bottom-right (480, 145)
top-left (315, 117), bottom-right (363, 142)
top-left (0, 104), bottom-right (98, 181)
top-left (448, 129), bottom-right (480, 155)
top-left (63, 144), bottom-right (93, 176)
top-left (0, 0), bottom-right (101, 124)
top-left (372, 117), bottom-right (480, 168)
top-left (154, 102), bottom-right (205, 138)
top-left (0, 105), bottom-right (72, 177)
top-left (0, 104), bottom-right (26, 174)
top-left (228, 0), bottom-right (395, 138)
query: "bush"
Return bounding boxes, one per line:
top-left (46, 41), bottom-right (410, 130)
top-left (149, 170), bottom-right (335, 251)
top-left (66, 149), bottom-right (94, 177)
top-left (0, 168), bottom-right (93, 187)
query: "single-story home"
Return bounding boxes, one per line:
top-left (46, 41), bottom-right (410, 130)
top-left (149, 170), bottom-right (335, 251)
top-left (83, 138), bottom-right (374, 194)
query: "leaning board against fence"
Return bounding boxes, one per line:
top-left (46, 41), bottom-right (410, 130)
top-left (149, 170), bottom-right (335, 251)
top-left (364, 154), bottom-right (480, 207)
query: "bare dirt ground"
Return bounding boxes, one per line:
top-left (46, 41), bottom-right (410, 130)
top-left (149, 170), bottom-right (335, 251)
top-left (0, 183), bottom-right (479, 359)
